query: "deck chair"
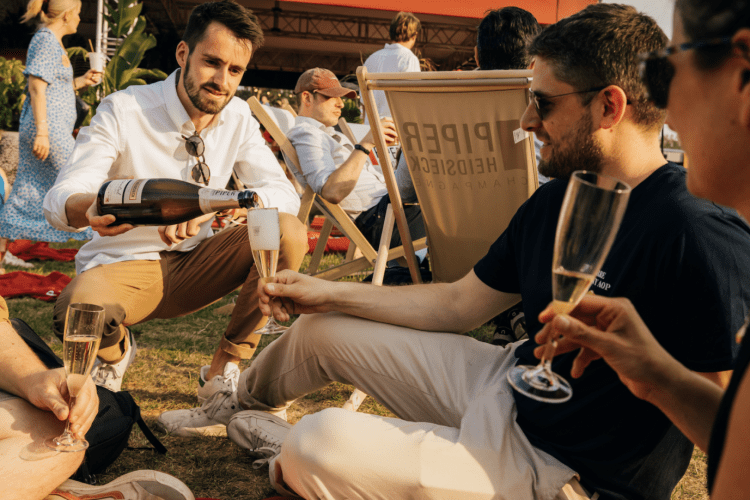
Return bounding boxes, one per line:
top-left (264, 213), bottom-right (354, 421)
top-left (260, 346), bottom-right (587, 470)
top-left (247, 96), bottom-right (427, 283)
top-left (357, 68), bottom-right (539, 295)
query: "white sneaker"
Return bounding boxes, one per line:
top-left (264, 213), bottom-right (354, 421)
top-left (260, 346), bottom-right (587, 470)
top-left (51, 470), bottom-right (194, 500)
top-left (155, 388), bottom-right (242, 437)
top-left (197, 362), bottom-right (240, 404)
top-left (92, 329), bottom-right (137, 392)
top-left (3, 252), bottom-right (33, 268)
top-left (227, 410), bottom-right (292, 469)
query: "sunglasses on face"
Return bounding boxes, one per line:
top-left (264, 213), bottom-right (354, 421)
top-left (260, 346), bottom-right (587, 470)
top-left (638, 37), bottom-right (733, 109)
top-left (529, 86), bottom-right (607, 120)
top-left (182, 133), bottom-right (211, 185)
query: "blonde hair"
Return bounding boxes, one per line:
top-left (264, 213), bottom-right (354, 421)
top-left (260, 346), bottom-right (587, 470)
top-left (389, 12), bottom-right (421, 43)
top-left (21, 0), bottom-right (81, 25)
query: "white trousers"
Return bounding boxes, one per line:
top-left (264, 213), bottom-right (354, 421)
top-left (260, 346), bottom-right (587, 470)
top-left (237, 312), bottom-right (576, 500)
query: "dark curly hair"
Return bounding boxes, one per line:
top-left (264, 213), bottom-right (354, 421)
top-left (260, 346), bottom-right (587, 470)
top-left (529, 3), bottom-right (668, 131)
top-left (476, 7), bottom-right (540, 70)
top-left (182, 0), bottom-right (264, 55)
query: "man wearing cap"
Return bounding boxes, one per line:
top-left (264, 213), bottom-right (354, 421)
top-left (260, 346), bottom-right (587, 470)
top-left (287, 67), bottom-right (425, 251)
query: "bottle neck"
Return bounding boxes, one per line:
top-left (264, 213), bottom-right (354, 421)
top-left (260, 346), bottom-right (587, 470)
top-left (238, 190), bottom-right (260, 209)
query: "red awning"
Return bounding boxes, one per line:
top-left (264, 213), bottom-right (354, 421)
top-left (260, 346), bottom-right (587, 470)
top-left (278, 0), bottom-right (596, 23)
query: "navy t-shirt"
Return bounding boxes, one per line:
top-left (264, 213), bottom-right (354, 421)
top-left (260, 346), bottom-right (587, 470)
top-left (474, 163), bottom-right (750, 499)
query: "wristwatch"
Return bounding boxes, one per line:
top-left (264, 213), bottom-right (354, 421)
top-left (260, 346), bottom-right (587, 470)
top-left (354, 144), bottom-right (371, 155)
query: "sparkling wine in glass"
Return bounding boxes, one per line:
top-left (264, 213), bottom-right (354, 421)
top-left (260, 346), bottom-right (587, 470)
top-left (45, 303), bottom-right (105, 452)
top-left (248, 208), bottom-right (288, 335)
top-left (508, 171), bottom-right (631, 403)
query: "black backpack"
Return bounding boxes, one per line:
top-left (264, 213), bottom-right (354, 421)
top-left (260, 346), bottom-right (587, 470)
top-left (10, 318), bottom-right (167, 484)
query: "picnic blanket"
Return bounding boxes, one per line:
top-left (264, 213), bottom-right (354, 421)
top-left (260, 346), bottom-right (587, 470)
top-left (307, 216), bottom-right (349, 254)
top-left (0, 271), bottom-right (71, 301)
top-left (7, 240), bottom-right (78, 262)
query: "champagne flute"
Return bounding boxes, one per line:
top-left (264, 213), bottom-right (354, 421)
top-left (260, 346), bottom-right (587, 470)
top-left (507, 171), bottom-right (631, 403)
top-left (45, 303), bottom-right (105, 452)
top-left (248, 207), bottom-right (288, 335)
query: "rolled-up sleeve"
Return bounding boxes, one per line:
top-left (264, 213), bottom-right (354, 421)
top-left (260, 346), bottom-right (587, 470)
top-left (234, 117), bottom-right (300, 215)
top-left (287, 125), bottom-right (338, 195)
top-left (43, 97), bottom-right (122, 231)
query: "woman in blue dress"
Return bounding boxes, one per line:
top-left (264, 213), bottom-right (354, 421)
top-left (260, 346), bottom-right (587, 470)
top-left (0, 0), bottom-right (101, 262)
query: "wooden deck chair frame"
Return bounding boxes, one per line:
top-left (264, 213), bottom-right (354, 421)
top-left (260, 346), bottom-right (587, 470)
top-left (357, 67), bottom-right (537, 288)
top-left (247, 96), bottom-right (426, 282)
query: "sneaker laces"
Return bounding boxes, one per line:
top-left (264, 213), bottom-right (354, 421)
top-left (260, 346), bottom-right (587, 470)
top-left (202, 388), bottom-right (236, 420)
top-left (92, 363), bottom-right (120, 385)
top-left (251, 446), bottom-right (279, 469)
top-left (223, 365), bottom-right (239, 393)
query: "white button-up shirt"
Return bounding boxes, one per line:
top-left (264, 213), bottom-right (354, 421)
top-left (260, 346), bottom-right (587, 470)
top-left (44, 70), bottom-right (300, 274)
top-left (362, 43), bottom-right (421, 123)
top-left (287, 116), bottom-right (387, 218)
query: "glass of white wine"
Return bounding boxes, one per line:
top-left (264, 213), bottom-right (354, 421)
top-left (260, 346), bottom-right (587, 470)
top-left (248, 207), bottom-right (289, 335)
top-left (45, 303), bottom-right (105, 452)
top-left (507, 171), bottom-right (631, 403)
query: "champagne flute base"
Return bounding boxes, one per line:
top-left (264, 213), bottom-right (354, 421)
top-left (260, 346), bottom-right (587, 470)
top-left (44, 435), bottom-right (89, 453)
top-left (507, 365), bottom-right (573, 403)
top-left (254, 321), bottom-right (289, 335)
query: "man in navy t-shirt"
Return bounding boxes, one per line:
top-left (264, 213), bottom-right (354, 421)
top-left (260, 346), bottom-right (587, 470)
top-left (157, 5), bottom-right (750, 499)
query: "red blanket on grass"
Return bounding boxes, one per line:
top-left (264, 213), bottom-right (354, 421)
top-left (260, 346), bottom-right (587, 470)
top-left (307, 216), bottom-right (349, 254)
top-left (0, 271), bottom-right (71, 301)
top-left (7, 240), bottom-right (78, 262)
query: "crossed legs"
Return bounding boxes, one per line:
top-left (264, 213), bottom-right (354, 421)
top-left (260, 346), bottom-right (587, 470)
top-left (236, 312), bottom-right (575, 500)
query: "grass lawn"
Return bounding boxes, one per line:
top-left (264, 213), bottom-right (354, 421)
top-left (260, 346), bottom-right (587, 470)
top-left (4, 242), bottom-right (709, 500)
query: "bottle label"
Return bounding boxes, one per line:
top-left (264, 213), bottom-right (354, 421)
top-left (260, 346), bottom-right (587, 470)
top-left (198, 188), bottom-right (240, 212)
top-left (102, 179), bottom-right (146, 205)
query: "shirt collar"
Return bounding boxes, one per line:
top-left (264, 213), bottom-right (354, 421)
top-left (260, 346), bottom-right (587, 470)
top-left (295, 115), bottom-right (336, 135)
top-left (164, 69), bottom-right (226, 136)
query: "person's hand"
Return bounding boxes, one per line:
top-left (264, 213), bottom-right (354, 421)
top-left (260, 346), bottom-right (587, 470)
top-left (32, 134), bottom-right (50, 161)
top-left (85, 199), bottom-right (134, 237)
top-left (24, 368), bottom-right (99, 438)
top-left (259, 270), bottom-right (335, 322)
top-left (80, 69), bottom-right (102, 87)
top-left (158, 212), bottom-right (214, 245)
top-left (379, 117), bottom-right (398, 146)
top-left (360, 117), bottom-right (398, 149)
top-left (534, 295), bottom-right (678, 401)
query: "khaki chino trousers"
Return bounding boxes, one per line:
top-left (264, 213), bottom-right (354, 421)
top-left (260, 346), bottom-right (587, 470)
top-left (237, 312), bottom-right (577, 500)
top-left (54, 213), bottom-right (308, 362)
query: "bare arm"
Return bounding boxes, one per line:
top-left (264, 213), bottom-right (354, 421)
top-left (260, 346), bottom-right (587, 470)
top-left (0, 320), bottom-right (98, 436)
top-left (712, 365), bottom-right (750, 499)
top-left (535, 296), bottom-right (724, 451)
top-left (320, 118), bottom-right (398, 204)
top-left (28, 75), bottom-right (49, 161)
top-left (261, 269), bottom-right (520, 333)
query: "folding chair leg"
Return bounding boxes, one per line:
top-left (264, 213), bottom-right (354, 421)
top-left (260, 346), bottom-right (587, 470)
top-left (345, 240), bottom-right (358, 262)
top-left (343, 205), bottom-right (395, 412)
top-left (307, 218), bottom-right (334, 275)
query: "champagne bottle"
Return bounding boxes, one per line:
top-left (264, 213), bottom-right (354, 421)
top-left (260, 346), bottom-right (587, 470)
top-left (96, 178), bottom-right (259, 226)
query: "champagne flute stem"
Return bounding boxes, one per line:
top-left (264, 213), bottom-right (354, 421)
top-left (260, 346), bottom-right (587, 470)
top-left (540, 339), bottom-right (558, 374)
top-left (59, 396), bottom-right (76, 441)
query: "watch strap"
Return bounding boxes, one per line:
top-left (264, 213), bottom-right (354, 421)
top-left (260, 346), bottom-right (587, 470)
top-left (354, 143), bottom-right (371, 155)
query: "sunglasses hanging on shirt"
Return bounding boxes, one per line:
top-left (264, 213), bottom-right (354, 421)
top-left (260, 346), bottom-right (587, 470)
top-left (182, 133), bottom-right (211, 185)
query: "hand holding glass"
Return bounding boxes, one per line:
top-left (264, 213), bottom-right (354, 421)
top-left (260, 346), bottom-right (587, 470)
top-left (248, 208), bottom-right (288, 335)
top-left (507, 171), bottom-right (631, 403)
top-left (45, 303), bottom-right (105, 452)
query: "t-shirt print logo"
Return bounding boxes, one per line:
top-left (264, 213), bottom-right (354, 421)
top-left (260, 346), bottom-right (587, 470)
top-left (592, 270), bottom-right (612, 292)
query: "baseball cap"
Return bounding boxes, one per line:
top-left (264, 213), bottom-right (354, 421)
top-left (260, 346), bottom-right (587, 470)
top-left (294, 68), bottom-right (357, 99)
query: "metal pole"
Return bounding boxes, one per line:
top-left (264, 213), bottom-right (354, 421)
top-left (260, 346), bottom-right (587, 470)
top-left (95, 0), bottom-right (104, 53)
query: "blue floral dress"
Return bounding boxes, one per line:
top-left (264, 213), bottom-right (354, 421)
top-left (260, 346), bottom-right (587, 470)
top-left (0, 27), bottom-right (92, 242)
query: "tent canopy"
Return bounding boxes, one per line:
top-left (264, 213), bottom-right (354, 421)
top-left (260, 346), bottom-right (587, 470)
top-left (279, 0), bottom-right (596, 23)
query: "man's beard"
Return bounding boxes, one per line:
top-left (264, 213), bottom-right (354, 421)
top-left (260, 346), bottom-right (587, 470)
top-left (538, 112), bottom-right (604, 180)
top-left (183, 58), bottom-right (234, 115)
